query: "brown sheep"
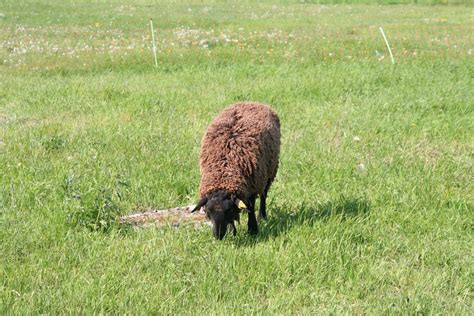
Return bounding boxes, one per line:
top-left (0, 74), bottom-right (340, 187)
top-left (191, 102), bottom-right (281, 239)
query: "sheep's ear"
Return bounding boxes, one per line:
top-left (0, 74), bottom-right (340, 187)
top-left (191, 197), bottom-right (208, 213)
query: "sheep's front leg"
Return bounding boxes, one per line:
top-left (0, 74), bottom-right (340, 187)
top-left (247, 195), bottom-right (258, 235)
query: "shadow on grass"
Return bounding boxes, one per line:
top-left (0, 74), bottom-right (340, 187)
top-left (233, 196), bottom-right (370, 247)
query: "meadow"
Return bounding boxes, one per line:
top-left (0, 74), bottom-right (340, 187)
top-left (1, 0), bottom-right (473, 313)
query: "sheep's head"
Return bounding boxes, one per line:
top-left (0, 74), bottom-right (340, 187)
top-left (191, 191), bottom-right (246, 240)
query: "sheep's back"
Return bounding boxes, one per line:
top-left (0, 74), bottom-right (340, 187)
top-left (199, 102), bottom-right (280, 200)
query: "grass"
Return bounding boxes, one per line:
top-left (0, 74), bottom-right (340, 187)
top-left (1, 0), bottom-right (473, 313)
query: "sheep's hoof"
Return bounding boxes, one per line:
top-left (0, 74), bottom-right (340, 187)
top-left (248, 226), bottom-right (258, 235)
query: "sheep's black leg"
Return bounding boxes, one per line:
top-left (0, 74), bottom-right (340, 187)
top-left (258, 182), bottom-right (271, 220)
top-left (258, 192), bottom-right (267, 220)
top-left (248, 211), bottom-right (258, 235)
top-left (247, 195), bottom-right (258, 235)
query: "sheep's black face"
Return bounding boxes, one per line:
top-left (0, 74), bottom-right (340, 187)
top-left (192, 191), bottom-right (241, 240)
top-left (205, 197), bottom-right (239, 240)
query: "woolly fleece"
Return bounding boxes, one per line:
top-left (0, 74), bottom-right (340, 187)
top-left (199, 102), bottom-right (280, 202)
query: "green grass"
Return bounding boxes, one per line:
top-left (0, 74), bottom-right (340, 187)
top-left (1, 0), bottom-right (473, 313)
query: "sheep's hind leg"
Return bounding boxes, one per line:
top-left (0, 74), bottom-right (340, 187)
top-left (247, 195), bottom-right (258, 235)
top-left (258, 182), bottom-right (271, 220)
top-left (258, 193), bottom-right (267, 221)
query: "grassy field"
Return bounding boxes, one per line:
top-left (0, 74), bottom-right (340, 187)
top-left (1, 0), bottom-right (473, 313)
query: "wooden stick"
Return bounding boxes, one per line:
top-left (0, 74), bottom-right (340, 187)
top-left (120, 204), bottom-right (210, 228)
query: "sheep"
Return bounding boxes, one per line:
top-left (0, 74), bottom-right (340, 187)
top-left (191, 102), bottom-right (280, 239)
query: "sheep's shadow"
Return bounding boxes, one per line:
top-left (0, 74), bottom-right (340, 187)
top-left (233, 196), bottom-right (370, 246)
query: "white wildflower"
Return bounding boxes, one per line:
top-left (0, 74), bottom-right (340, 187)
top-left (356, 163), bottom-right (367, 173)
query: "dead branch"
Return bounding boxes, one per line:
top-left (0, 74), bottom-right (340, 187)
top-left (119, 204), bottom-right (210, 228)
